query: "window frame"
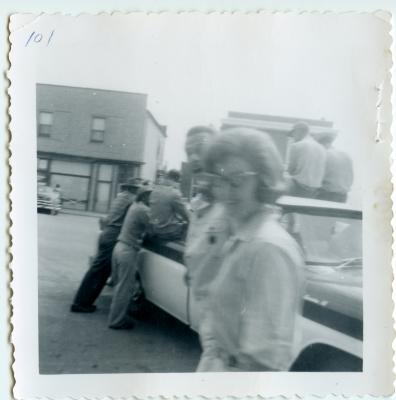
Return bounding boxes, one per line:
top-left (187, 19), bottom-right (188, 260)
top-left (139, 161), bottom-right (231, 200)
top-left (90, 116), bottom-right (106, 143)
top-left (37, 111), bottom-right (54, 137)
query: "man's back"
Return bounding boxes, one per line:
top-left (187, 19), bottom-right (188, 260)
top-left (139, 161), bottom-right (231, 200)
top-left (148, 185), bottom-right (189, 241)
top-left (322, 148), bottom-right (354, 194)
top-left (104, 191), bottom-right (135, 229)
top-left (288, 136), bottom-right (326, 188)
top-left (118, 203), bottom-right (149, 249)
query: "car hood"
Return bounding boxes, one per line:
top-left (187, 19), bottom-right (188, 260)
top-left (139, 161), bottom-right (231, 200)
top-left (304, 263), bottom-right (363, 321)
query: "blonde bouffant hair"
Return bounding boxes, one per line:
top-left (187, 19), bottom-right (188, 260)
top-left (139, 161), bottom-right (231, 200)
top-left (203, 127), bottom-right (285, 204)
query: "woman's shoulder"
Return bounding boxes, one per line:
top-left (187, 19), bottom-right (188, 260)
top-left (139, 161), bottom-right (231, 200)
top-left (249, 217), bottom-right (303, 264)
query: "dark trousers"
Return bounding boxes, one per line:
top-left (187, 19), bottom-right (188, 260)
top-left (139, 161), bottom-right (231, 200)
top-left (288, 179), bottom-right (318, 199)
top-left (72, 226), bottom-right (120, 307)
top-left (316, 189), bottom-right (347, 203)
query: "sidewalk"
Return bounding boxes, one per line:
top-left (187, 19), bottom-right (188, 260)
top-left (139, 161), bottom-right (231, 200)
top-left (60, 208), bottom-right (106, 219)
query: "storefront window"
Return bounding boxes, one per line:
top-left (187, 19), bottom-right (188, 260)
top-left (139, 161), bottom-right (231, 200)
top-left (118, 164), bottom-right (136, 183)
top-left (98, 164), bottom-right (112, 181)
top-left (95, 182), bottom-right (111, 213)
top-left (50, 160), bottom-right (90, 176)
top-left (50, 174), bottom-right (89, 211)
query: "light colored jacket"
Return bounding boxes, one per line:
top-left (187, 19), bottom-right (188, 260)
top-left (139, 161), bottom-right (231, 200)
top-left (322, 147), bottom-right (354, 194)
top-left (197, 208), bottom-right (305, 372)
top-left (288, 136), bottom-right (326, 188)
top-left (184, 203), bottom-right (230, 307)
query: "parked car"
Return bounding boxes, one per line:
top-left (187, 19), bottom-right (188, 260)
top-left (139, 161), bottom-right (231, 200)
top-left (37, 184), bottom-right (61, 215)
top-left (138, 196), bottom-right (363, 371)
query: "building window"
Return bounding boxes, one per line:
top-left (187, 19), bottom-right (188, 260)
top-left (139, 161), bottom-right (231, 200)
top-left (38, 112), bottom-right (53, 137)
top-left (37, 157), bottom-right (50, 184)
top-left (91, 117), bottom-right (106, 143)
top-left (37, 158), bottom-right (49, 170)
top-left (118, 164), bottom-right (137, 184)
top-left (98, 164), bottom-right (113, 181)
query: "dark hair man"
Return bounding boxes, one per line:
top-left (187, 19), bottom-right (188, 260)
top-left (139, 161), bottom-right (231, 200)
top-left (184, 125), bottom-right (218, 211)
top-left (287, 121), bottom-right (326, 198)
top-left (185, 126), bottom-right (217, 175)
top-left (315, 132), bottom-right (354, 203)
top-left (160, 169), bottom-right (181, 190)
top-left (70, 178), bottom-right (140, 313)
top-left (183, 125), bottom-right (230, 325)
top-left (166, 169), bottom-right (181, 183)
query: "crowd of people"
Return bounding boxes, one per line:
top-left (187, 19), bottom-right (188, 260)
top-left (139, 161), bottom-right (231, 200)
top-left (70, 121), bottom-right (354, 371)
top-left (70, 172), bottom-right (189, 328)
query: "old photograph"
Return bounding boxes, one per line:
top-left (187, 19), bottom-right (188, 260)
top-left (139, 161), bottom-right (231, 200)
top-left (9, 11), bottom-right (393, 398)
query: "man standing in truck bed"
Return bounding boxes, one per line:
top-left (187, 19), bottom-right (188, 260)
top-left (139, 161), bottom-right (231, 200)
top-left (287, 121), bottom-right (326, 199)
top-left (315, 131), bottom-right (354, 203)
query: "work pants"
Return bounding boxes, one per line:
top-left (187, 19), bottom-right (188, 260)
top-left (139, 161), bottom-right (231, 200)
top-left (108, 241), bottom-right (141, 328)
top-left (316, 189), bottom-right (347, 203)
top-left (72, 226), bottom-right (119, 307)
top-left (288, 179), bottom-right (318, 199)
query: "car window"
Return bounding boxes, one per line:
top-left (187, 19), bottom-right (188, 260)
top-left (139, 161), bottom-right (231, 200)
top-left (281, 212), bottom-right (362, 266)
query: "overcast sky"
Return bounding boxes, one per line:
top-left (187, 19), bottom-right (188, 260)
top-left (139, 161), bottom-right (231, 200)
top-left (14, 12), bottom-right (391, 206)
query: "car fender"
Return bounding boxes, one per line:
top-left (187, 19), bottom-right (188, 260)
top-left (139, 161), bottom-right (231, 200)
top-left (298, 315), bottom-right (362, 359)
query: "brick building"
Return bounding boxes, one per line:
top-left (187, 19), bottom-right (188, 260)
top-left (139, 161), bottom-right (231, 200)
top-left (36, 83), bottom-right (166, 212)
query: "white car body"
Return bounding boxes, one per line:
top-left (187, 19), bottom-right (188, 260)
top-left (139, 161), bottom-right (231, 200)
top-left (139, 196), bottom-right (363, 371)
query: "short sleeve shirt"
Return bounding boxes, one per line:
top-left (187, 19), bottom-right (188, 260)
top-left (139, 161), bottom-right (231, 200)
top-left (106, 191), bottom-right (135, 229)
top-left (117, 203), bottom-right (149, 249)
top-left (288, 136), bottom-right (326, 188)
top-left (322, 148), bottom-right (354, 193)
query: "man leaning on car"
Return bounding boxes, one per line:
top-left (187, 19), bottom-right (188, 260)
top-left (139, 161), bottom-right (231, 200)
top-left (70, 178), bottom-right (141, 313)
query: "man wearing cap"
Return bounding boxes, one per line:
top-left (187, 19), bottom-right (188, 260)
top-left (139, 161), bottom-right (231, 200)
top-left (70, 178), bottom-right (140, 313)
top-left (287, 122), bottom-right (326, 198)
top-left (315, 132), bottom-right (354, 203)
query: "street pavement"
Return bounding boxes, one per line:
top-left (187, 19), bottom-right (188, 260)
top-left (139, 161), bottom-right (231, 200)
top-left (38, 211), bottom-right (201, 374)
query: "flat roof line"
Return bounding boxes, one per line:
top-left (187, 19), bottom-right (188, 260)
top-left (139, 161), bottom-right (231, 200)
top-left (36, 82), bottom-right (148, 98)
top-left (228, 111), bottom-right (333, 127)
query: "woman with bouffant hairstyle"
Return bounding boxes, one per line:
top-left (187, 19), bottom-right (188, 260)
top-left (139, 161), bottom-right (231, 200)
top-left (197, 128), bottom-right (305, 372)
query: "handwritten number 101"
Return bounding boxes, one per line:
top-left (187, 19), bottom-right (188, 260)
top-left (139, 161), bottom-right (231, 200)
top-left (25, 30), bottom-right (55, 47)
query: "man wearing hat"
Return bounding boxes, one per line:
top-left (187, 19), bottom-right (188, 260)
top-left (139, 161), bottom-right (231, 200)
top-left (287, 121), bottom-right (326, 198)
top-left (315, 131), bottom-right (354, 203)
top-left (70, 177), bottom-right (140, 313)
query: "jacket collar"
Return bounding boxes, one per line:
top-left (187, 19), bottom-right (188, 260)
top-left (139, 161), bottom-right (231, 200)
top-left (229, 205), bottom-right (281, 242)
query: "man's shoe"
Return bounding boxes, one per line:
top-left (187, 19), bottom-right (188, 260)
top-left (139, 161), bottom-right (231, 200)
top-left (70, 304), bottom-right (97, 313)
top-left (128, 308), bottom-right (147, 321)
top-left (109, 318), bottom-right (135, 330)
